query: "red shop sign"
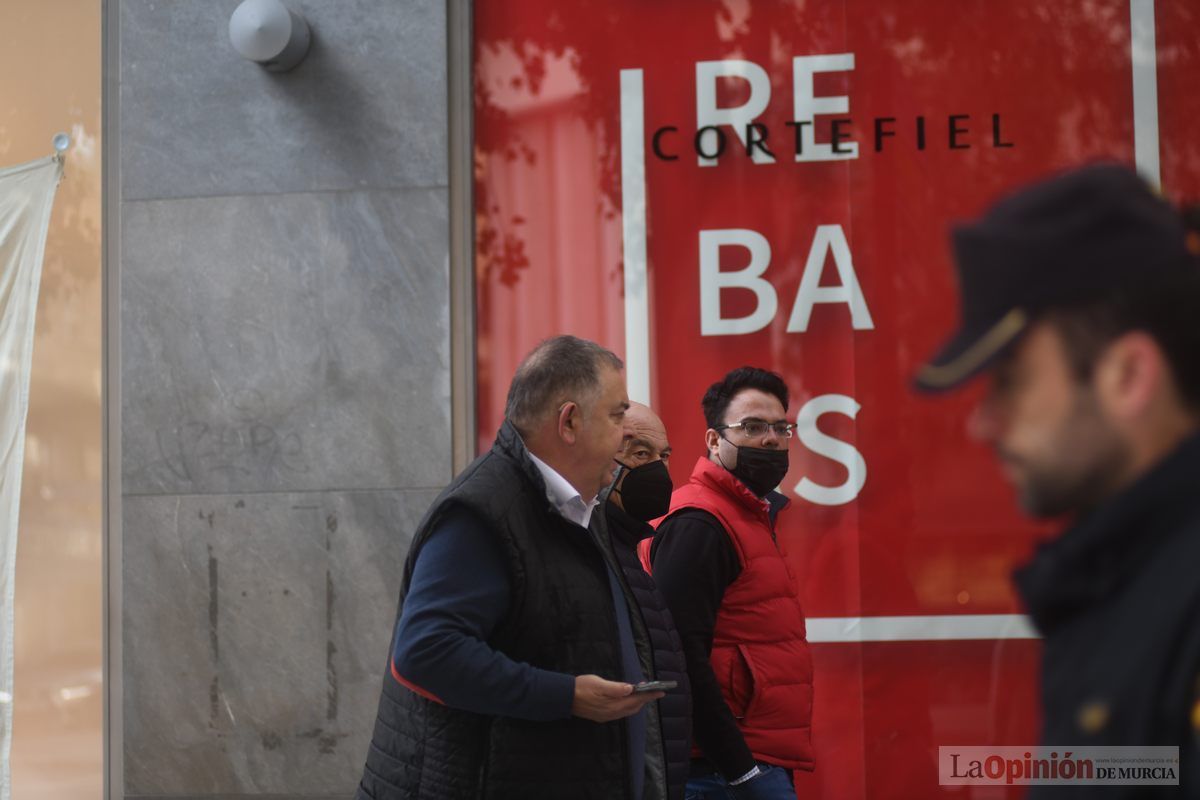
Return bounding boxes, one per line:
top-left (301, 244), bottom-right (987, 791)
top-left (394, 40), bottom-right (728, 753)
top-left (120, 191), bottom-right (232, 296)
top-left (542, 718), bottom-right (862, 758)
top-left (473, 2), bottom-right (1200, 796)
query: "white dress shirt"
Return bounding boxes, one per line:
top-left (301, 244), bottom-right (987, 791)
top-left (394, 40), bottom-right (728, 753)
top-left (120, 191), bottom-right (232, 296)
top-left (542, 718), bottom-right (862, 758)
top-left (526, 450), bottom-right (599, 529)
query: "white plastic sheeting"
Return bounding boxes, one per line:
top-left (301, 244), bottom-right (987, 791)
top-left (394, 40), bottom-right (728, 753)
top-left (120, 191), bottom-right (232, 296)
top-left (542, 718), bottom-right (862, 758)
top-left (0, 155), bottom-right (62, 800)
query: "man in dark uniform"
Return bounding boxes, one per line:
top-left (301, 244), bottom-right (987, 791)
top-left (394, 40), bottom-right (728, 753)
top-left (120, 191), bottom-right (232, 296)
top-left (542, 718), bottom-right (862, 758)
top-left (915, 163), bottom-right (1200, 797)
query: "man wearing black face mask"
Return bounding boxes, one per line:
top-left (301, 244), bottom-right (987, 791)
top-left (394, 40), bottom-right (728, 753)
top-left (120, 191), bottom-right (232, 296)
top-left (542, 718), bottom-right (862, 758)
top-left (604, 402), bottom-right (692, 800)
top-left (646, 367), bottom-right (814, 800)
top-left (610, 402), bottom-right (675, 523)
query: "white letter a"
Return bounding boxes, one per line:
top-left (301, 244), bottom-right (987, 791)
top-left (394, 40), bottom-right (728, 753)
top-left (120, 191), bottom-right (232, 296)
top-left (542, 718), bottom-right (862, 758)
top-left (787, 224), bottom-right (874, 332)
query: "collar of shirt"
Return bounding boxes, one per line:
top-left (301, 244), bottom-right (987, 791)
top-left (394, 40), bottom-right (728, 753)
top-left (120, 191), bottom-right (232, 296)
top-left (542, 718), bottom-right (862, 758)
top-left (526, 449), bottom-right (599, 528)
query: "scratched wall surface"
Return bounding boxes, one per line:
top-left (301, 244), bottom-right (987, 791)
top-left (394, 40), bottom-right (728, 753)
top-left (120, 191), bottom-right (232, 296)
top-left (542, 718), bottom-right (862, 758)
top-left (118, 1), bottom-right (450, 797)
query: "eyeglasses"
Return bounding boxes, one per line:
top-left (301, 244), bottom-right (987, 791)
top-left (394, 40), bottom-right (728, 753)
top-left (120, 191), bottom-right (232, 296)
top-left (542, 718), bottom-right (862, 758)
top-left (715, 419), bottom-right (797, 439)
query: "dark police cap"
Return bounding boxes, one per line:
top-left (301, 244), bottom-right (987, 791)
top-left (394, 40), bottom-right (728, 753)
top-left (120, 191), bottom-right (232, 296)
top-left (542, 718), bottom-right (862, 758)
top-left (915, 162), bottom-right (1194, 392)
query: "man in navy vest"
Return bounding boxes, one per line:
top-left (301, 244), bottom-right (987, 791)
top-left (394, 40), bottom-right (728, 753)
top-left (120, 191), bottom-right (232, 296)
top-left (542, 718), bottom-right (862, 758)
top-left (355, 335), bottom-right (670, 799)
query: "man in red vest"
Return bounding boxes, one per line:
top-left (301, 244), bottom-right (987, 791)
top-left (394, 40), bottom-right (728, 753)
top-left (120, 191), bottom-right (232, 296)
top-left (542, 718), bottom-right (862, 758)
top-left (646, 367), bottom-right (813, 799)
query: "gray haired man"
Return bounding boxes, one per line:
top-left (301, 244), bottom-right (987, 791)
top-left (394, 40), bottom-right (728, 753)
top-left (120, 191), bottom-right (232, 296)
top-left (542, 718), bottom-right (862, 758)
top-left (355, 335), bottom-right (673, 800)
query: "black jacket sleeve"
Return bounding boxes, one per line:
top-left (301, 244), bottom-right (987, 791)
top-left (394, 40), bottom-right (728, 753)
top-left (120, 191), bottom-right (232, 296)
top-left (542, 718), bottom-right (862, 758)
top-left (650, 509), bottom-right (756, 781)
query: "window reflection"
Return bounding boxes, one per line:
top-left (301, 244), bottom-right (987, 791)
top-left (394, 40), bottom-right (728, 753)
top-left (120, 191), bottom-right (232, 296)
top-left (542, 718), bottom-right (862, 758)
top-left (0, 2), bottom-right (103, 798)
top-left (473, 2), bottom-right (1200, 797)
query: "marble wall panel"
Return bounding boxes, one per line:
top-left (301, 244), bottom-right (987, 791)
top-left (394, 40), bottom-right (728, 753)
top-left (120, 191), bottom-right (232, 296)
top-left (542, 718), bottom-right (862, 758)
top-left (121, 188), bottom-right (451, 496)
top-left (123, 488), bottom-right (436, 795)
top-left (120, 0), bottom-right (447, 200)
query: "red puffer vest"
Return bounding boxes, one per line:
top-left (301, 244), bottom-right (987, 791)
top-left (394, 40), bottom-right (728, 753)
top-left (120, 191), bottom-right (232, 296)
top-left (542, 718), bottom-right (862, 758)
top-left (642, 457), bottom-right (814, 771)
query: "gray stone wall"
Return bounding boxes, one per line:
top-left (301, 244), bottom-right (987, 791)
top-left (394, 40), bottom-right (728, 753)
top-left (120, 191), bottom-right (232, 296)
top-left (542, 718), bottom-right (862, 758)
top-left (117, 1), bottom-right (450, 797)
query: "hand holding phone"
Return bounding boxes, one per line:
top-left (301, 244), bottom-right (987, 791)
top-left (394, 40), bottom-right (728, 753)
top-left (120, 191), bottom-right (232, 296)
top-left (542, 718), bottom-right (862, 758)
top-left (572, 674), bottom-right (664, 722)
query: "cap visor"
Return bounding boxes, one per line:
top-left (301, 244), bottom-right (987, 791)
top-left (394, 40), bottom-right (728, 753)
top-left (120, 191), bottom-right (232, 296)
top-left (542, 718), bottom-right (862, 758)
top-left (913, 308), bottom-right (1030, 393)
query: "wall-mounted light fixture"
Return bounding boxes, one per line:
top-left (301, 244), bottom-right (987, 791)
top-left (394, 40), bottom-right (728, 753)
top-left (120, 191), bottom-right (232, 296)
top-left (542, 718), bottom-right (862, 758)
top-left (229, 0), bottom-right (311, 73)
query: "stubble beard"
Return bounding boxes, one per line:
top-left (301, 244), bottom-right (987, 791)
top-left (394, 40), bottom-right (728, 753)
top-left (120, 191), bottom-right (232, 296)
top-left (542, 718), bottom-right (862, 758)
top-left (1010, 395), bottom-right (1131, 519)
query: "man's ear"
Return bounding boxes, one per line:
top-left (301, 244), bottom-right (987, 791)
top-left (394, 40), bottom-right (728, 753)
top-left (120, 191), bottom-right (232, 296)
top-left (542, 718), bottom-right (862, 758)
top-left (557, 402), bottom-right (579, 444)
top-left (1094, 331), bottom-right (1164, 422)
top-left (704, 428), bottom-right (721, 457)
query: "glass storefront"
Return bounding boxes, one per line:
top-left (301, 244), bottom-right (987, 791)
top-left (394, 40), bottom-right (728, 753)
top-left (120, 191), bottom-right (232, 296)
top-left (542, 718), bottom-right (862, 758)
top-left (0, 2), bottom-right (103, 797)
top-left (471, 2), bottom-right (1200, 796)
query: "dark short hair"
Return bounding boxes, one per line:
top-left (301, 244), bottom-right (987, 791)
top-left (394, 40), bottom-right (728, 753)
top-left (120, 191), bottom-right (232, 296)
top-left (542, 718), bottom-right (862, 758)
top-left (1043, 269), bottom-right (1200, 413)
top-left (505, 335), bottom-right (624, 434)
top-left (701, 366), bottom-right (790, 429)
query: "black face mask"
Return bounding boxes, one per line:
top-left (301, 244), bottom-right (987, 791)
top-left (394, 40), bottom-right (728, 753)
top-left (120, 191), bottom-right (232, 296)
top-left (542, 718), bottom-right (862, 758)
top-left (720, 439), bottom-right (789, 497)
top-left (613, 459), bottom-right (674, 522)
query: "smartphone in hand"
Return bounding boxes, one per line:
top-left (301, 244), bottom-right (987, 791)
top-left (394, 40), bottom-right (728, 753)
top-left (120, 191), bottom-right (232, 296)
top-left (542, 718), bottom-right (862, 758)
top-left (632, 680), bottom-right (677, 694)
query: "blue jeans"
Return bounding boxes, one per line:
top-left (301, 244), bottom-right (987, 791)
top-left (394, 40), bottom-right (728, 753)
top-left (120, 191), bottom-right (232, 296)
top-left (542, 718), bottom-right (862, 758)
top-left (685, 763), bottom-right (796, 800)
